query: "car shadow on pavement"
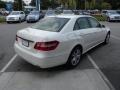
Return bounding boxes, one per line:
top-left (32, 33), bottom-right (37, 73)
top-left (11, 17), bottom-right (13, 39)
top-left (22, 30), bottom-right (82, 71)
top-left (86, 42), bottom-right (110, 54)
top-left (5, 53), bottom-right (94, 72)
top-left (5, 42), bottom-right (109, 73)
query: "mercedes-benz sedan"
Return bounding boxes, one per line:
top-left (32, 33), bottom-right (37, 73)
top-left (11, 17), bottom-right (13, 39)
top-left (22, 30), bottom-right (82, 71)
top-left (14, 15), bottom-right (110, 68)
top-left (26, 11), bottom-right (40, 23)
top-left (106, 11), bottom-right (120, 22)
top-left (6, 11), bottom-right (25, 23)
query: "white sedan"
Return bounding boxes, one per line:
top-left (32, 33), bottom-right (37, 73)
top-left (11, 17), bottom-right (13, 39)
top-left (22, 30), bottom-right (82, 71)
top-left (6, 11), bottom-right (25, 23)
top-left (106, 11), bottom-right (120, 22)
top-left (26, 11), bottom-right (40, 23)
top-left (14, 15), bottom-right (110, 68)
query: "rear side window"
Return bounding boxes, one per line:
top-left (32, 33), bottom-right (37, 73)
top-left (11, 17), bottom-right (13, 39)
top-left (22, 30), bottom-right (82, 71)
top-left (77, 17), bottom-right (91, 29)
top-left (88, 17), bottom-right (100, 28)
top-left (74, 21), bottom-right (80, 30)
top-left (74, 17), bottom-right (91, 30)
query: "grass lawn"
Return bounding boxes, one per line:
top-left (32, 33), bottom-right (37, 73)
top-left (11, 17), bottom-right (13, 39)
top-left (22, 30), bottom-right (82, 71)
top-left (92, 15), bottom-right (107, 21)
top-left (0, 16), bottom-right (6, 23)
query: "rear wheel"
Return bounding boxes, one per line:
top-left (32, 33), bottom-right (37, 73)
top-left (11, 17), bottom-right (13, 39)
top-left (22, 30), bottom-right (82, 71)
top-left (66, 46), bottom-right (82, 69)
top-left (104, 32), bottom-right (110, 44)
top-left (27, 21), bottom-right (29, 23)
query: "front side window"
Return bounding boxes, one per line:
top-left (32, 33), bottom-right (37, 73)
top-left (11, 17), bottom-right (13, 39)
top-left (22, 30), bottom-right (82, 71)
top-left (31, 17), bottom-right (70, 32)
top-left (77, 17), bottom-right (91, 29)
top-left (88, 17), bottom-right (100, 28)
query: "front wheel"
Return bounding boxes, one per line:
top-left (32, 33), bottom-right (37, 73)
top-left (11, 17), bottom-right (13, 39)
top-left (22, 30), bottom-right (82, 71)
top-left (65, 46), bottom-right (82, 69)
top-left (104, 32), bottom-right (110, 44)
top-left (7, 21), bottom-right (10, 24)
top-left (19, 18), bottom-right (21, 23)
top-left (107, 17), bottom-right (111, 22)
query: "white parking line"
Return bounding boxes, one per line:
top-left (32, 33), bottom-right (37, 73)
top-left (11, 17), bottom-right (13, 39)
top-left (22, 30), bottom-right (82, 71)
top-left (0, 54), bottom-right (18, 73)
top-left (87, 55), bottom-right (115, 90)
top-left (111, 35), bottom-right (120, 41)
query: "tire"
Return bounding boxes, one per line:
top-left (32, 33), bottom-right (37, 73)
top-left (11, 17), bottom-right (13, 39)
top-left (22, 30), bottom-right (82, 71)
top-left (27, 21), bottom-right (29, 23)
top-left (19, 18), bottom-right (21, 23)
top-left (104, 32), bottom-right (110, 44)
top-left (107, 17), bottom-right (111, 22)
top-left (65, 46), bottom-right (82, 69)
top-left (7, 21), bottom-right (12, 24)
top-left (7, 21), bottom-right (10, 24)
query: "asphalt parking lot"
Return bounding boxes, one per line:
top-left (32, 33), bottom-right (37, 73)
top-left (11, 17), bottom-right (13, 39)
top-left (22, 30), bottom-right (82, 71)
top-left (0, 21), bottom-right (120, 90)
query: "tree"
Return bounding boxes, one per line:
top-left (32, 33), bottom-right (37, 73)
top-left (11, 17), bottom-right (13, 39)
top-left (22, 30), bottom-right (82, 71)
top-left (101, 2), bottom-right (111, 9)
top-left (57, 0), bottom-right (70, 9)
top-left (87, 0), bottom-right (92, 9)
top-left (14, 0), bottom-right (23, 10)
top-left (0, 1), bottom-right (6, 8)
top-left (104, 0), bottom-right (120, 9)
top-left (41, 0), bottom-right (53, 9)
top-left (30, 0), bottom-right (36, 6)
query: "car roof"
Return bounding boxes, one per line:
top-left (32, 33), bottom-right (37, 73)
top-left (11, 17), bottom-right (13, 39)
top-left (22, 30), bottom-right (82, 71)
top-left (49, 15), bottom-right (92, 19)
top-left (12, 11), bottom-right (23, 12)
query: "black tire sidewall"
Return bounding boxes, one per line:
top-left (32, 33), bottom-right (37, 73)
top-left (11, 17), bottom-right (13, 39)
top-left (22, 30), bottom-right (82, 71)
top-left (107, 17), bottom-right (110, 22)
top-left (19, 18), bottom-right (21, 23)
top-left (104, 33), bottom-right (110, 44)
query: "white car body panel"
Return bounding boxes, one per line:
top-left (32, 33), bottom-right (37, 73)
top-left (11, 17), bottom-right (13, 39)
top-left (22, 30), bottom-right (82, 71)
top-left (6, 11), bottom-right (25, 22)
top-left (106, 11), bottom-right (120, 21)
top-left (14, 15), bottom-right (110, 68)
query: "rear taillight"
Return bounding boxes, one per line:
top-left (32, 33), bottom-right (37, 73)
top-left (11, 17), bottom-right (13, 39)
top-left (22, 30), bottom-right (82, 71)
top-left (34, 41), bottom-right (59, 51)
top-left (16, 35), bottom-right (18, 41)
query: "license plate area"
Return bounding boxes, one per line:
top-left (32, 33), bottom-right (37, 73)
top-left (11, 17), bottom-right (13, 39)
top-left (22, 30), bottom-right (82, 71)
top-left (22, 39), bottom-right (29, 47)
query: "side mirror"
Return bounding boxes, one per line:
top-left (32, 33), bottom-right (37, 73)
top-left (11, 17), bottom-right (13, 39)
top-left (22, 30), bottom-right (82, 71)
top-left (101, 25), bottom-right (105, 28)
top-left (97, 24), bottom-right (102, 28)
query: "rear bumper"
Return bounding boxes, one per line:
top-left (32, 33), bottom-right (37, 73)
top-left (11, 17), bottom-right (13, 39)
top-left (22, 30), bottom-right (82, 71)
top-left (14, 43), bottom-right (69, 68)
top-left (26, 18), bottom-right (38, 22)
top-left (27, 19), bottom-right (37, 22)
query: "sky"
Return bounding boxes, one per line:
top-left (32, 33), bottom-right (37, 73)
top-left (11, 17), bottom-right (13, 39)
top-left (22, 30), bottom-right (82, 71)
top-left (1, 0), bottom-right (14, 2)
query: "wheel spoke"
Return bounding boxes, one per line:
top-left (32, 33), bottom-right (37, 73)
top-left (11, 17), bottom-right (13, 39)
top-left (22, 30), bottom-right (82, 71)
top-left (71, 49), bottom-right (81, 66)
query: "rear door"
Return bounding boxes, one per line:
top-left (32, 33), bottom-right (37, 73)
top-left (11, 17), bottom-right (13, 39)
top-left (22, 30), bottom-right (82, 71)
top-left (73, 17), bottom-right (97, 51)
top-left (87, 17), bottom-right (106, 44)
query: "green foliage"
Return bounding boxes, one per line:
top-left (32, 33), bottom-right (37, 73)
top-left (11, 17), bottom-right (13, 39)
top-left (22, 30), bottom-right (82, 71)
top-left (0, 16), bottom-right (5, 23)
top-left (2, 0), bottom-right (119, 10)
top-left (0, 1), bottom-right (6, 8)
top-left (41, 0), bottom-right (59, 9)
top-left (14, 0), bottom-right (23, 10)
top-left (94, 4), bottom-right (101, 10)
top-left (101, 2), bottom-right (112, 9)
top-left (105, 0), bottom-right (120, 9)
top-left (92, 15), bottom-right (107, 21)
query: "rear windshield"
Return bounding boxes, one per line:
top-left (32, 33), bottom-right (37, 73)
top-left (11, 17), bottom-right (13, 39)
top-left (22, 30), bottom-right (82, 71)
top-left (31, 17), bottom-right (70, 32)
top-left (30, 11), bottom-right (39, 15)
